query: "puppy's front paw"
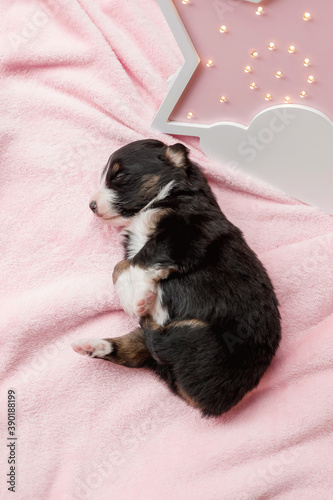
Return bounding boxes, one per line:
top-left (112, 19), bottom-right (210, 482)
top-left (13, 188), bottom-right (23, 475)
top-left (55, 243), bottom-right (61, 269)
top-left (72, 338), bottom-right (112, 358)
top-left (134, 289), bottom-right (156, 317)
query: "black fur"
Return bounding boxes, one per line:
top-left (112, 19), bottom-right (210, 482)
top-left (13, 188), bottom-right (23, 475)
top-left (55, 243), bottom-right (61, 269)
top-left (104, 139), bottom-right (281, 416)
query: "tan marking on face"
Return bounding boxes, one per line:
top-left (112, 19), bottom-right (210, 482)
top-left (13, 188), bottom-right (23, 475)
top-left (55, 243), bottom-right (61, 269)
top-left (140, 175), bottom-right (160, 198)
top-left (111, 162), bottom-right (120, 175)
top-left (112, 259), bottom-right (130, 284)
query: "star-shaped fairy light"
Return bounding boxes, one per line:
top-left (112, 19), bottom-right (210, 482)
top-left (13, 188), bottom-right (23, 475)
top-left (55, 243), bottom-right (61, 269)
top-left (153, 0), bottom-right (331, 128)
top-left (152, 0), bottom-right (333, 215)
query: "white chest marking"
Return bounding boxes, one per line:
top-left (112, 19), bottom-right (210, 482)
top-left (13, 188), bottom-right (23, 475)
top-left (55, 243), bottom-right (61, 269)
top-left (126, 209), bottom-right (158, 260)
top-left (126, 180), bottom-right (175, 260)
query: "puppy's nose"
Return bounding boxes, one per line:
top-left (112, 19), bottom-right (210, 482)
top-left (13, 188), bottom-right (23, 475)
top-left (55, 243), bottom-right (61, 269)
top-left (89, 200), bottom-right (97, 213)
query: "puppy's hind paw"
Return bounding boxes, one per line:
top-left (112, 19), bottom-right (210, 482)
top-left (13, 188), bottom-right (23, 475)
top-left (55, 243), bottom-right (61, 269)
top-left (71, 338), bottom-right (112, 358)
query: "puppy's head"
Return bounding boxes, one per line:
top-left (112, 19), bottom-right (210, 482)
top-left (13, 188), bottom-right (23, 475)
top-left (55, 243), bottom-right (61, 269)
top-left (89, 139), bottom-right (190, 225)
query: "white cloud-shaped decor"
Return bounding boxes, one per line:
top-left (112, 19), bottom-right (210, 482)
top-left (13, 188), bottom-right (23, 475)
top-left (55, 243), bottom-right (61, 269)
top-left (199, 106), bottom-right (333, 215)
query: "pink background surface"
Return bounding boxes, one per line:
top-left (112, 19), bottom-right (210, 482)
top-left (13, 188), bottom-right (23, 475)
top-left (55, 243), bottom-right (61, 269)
top-left (1, 0), bottom-right (333, 498)
top-left (170, 0), bottom-right (332, 125)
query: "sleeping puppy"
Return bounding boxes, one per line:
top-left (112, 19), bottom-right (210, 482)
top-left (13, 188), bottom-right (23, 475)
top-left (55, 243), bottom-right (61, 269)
top-left (72, 139), bottom-right (281, 417)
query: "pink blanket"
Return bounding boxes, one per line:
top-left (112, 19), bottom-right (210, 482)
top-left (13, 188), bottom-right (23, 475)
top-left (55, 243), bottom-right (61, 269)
top-left (1, 1), bottom-right (333, 498)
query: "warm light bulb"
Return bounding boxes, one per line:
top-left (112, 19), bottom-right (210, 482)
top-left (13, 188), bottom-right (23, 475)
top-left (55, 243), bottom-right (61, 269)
top-left (244, 65), bottom-right (252, 73)
top-left (303, 12), bottom-right (311, 21)
top-left (219, 25), bottom-right (227, 33)
top-left (265, 94), bottom-right (272, 101)
top-left (251, 50), bottom-right (259, 58)
top-left (250, 83), bottom-right (257, 90)
top-left (206, 59), bottom-right (214, 67)
top-left (288, 45), bottom-right (296, 53)
top-left (300, 91), bottom-right (307, 97)
top-left (256, 6), bottom-right (264, 15)
top-left (304, 58), bottom-right (310, 66)
top-left (268, 42), bottom-right (276, 50)
top-left (276, 71), bottom-right (283, 78)
top-left (308, 75), bottom-right (315, 83)
top-left (284, 96), bottom-right (291, 103)
top-left (219, 96), bottom-right (227, 103)
top-left (187, 111), bottom-right (193, 119)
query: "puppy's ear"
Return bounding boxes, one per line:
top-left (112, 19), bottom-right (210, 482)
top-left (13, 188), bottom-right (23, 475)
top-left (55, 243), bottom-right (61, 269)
top-left (165, 143), bottom-right (189, 168)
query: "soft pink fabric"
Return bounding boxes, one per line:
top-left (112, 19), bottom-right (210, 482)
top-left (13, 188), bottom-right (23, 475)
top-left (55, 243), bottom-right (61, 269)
top-left (1, 1), bottom-right (333, 499)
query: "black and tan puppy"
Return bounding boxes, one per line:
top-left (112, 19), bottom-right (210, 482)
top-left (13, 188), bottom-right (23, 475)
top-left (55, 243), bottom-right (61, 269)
top-left (72, 139), bottom-right (281, 417)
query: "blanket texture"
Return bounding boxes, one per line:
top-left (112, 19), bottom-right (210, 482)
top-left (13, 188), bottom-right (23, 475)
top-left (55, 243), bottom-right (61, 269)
top-left (1, 1), bottom-right (333, 499)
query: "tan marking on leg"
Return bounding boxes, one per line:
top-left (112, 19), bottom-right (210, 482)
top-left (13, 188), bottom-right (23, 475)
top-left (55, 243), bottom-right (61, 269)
top-left (112, 259), bottom-right (130, 285)
top-left (150, 265), bottom-right (174, 283)
top-left (141, 316), bottom-right (165, 332)
top-left (135, 259), bottom-right (176, 285)
top-left (176, 384), bottom-right (201, 409)
top-left (149, 207), bottom-right (172, 226)
top-left (104, 328), bottom-right (152, 367)
top-left (166, 319), bottom-right (208, 330)
top-left (142, 318), bottom-right (207, 333)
